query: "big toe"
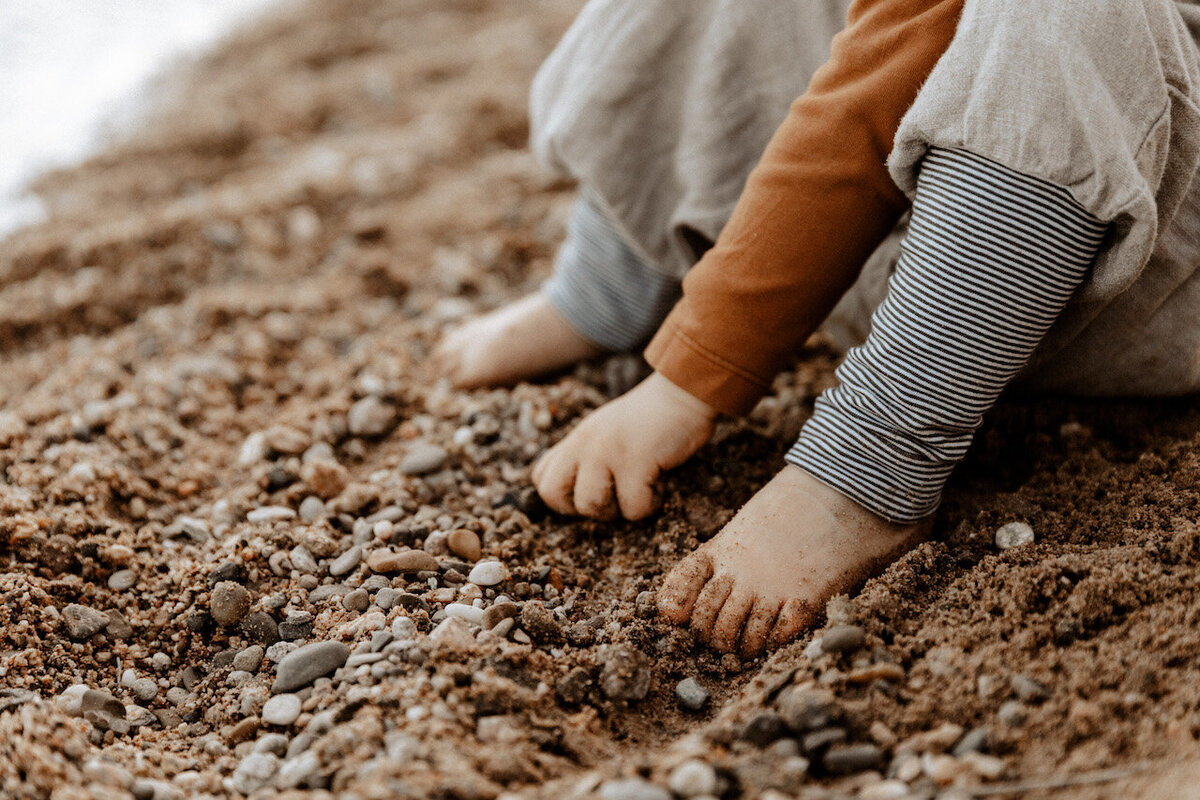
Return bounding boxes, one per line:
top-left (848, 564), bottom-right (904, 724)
top-left (657, 552), bottom-right (713, 623)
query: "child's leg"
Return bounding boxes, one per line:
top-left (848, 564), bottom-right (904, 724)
top-left (659, 147), bottom-right (1107, 655)
top-left (435, 194), bottom-right (680, 388)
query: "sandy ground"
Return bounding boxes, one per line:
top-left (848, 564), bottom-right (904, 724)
top-left (3, 1), bottom-right (1200, 798)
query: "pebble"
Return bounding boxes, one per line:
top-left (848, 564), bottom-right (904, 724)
top-left (81, 689), bottom-right (126, 720)
top-left (861, 780), bottom-right (911, 800)
top-left (277, 750), bottom-right (321, 790)
top-left (298, 497), bottom-right (327, 522)
top-left (247, 506), bottom-right (296, 524)
top-left (778, 685), bottom-right (836, 731)
top-left (131, 679), bottom-right (158, 703)
top-left (668, 760), bottom-right (718, 797)
top-left (262, 694), bottom-right (303, 726)
top-left (819, 624), bottom-right (866, 654)
top-left (1011, 674), bottom-right (1051, 703)
top-left (997, 700), bottom-right (1026, 726)
top-left (597, 779), bottom-right (672, 800)
top-left (108, 569), bottom-right (137, 591)
top-left (230, 752), bottom-right (278, 795)
top-left (375, 587), bottom-right (399, 611)
top-left (599, 645), bottom-right (652, 702)
top-left (398, 441), bottom-right (448, 475)
top-left (240, 612), bottom-right (280, 646)
top-left (428, 616), bottom-right (476, 650)
top-left (446, 528), bottom-right (482, 561)
top-left (233, 645), bottom-right (265, 673)
top-left (953, 727), bottom-right (990, 756)
top-left (367, 548), bottom-right (438, 574)
top-left (675, 678), bottom-right (710, 712)
top-left (392, 616), bottom-right (418, 640)
top-left (467, 560), bottom-right (509, 586)
top-left (62, 604), bottom-right (110, 639)
top-left (823, 743), bottom-right (884, 774)
top-left (995, 521), bottom-right (1035, 550)
top-left (272, 641), bottom-right (350, 692)
top-left (482, 602), bottom-right (520, 630)
top-left (520, 601), bottom-right (563, 642)
top-left (328, 545), bottom-right (363, 577)
top-left (210, 582), bottom-right (252, 626)
top-left (347, 396), bottom-right (395, 437)
top-left (444, 603), bottom-right (485, 626)
top-left (740, 712), bottom-right (788, 747)
top-left (343, 589), bottom-right (370, 612)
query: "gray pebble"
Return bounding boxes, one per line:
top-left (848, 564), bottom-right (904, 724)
top-left (130, 679), bottom-right (158, 703)
top-left (277, 750), bottom-right (321, 790)
top-left (819, 625), bottom-right (866, 654)
top-left (995, 521), bottom-right (1035, 550)
top-left (675, 677), bottom-right (710, 712)
top-left (597, 778), bottom-right (672, 800)
top-left (953, 726), bottom-right (990, 756)
top-left (240, 612), bottom-right (280, 646)
top-left (1011, 674), bottom-right (1051, 703)
top-left (823, 743), bottom-right (884, 774)
top-left (398, 441), bottom-right (448, 475)
top-left (739, 712), bottom-right (788, 747)
top-left (62, 604), bottom-right (110, 639)
top-left (279, 611), bottom-right (315, 640)
top-left (343, 588), bottom-right (370, 613)
top-left (232, 645), bottom-right (265, 673)
top-left (997, 700), bottom-right (1026, 726)
top-left (298, 496), bottom-right (327, 522)
top-left (347, 396), bottom-right (395, 437)
top-left (230, 752), bottom-right (278, 795)
top-left (254, 733), bottom-right (290, 756)
top-left (209, 581), bottom-right (251, 627)
top-left (374, 587), bottom-right (398, 611)
top-left (262, 693), bottom-right (303, 726)
top-left (289, 546), bottom-right (319, 574)
top-left (599, 645), bottom-right (651, 702)
top-left (108, 569), bottom-right (137, 591)
top-left (328, 545), bottom-right (362, 578)
top-left (778, 685), bottom-right (835, 732)
top-left (306, 584), bottom-right (349, 604)
top-left (667, 760), bottom-right (718, 797)
top-left (272, 641), bottom-right (350, 693)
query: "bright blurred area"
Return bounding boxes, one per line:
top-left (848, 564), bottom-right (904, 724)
top-left (0, 0), bottom-right (280, 236)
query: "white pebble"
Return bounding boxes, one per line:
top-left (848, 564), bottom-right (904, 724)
top-left (247, 506), bottom-right (297, 524)
top-left (668, 760), bottom-right (718, 797)
top-left (467, 560), bottom-right (509, 587)
top-left (995, 521), bottom-right (1035, 550)
top-left (262, 694), bottom-right (303, 726)
top-left (444, 603), bottom-right (485, 626)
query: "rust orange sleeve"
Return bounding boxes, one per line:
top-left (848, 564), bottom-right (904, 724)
top-left (644, 0), bottom-right (964, 416)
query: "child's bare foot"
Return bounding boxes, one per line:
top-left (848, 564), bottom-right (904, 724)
top-left (433, 294), bottom-right (603, 388)
top-left (658, 465), bottom-right (927, 657)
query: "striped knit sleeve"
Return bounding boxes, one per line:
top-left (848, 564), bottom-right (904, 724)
top-left (786, 147), bottom-right (1108, 523)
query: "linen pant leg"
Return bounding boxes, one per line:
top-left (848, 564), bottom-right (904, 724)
top-left (827, 0), bottom-right (1200, 396)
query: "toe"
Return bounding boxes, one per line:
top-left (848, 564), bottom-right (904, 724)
top-left (657, 552), bottom-right (713, 623)
top-left (740, 600), bottom-right (782, 659)
top-left (689, 573), bottom-right (734, 640)
top-left (534, 451), bottom-right (578, 516)
top-left (768, 598), bottom-right (818, 650)
top-left (709, 589), bottom-right (754, 653)
top-left (573, 461), bottom-right (617, 520)
top-left (612, 465), bottom-right (659, 521)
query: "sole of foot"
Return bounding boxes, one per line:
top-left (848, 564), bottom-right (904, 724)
top-left (432, 293), bottom-right (604, 389)
top-left (657, 464), bottom-right (928, 658)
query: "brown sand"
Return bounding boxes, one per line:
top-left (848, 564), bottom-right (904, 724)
top-left (1, 1), bottom-right (1199, 798)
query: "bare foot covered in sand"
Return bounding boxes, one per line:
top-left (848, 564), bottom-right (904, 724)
top-left (658, 465), bottom-right (927, 657)
top-left (433, 293), bottom-right (603, 388)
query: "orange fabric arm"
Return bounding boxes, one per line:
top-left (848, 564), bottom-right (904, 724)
top-left (644, 0), bottom-right (963, 416)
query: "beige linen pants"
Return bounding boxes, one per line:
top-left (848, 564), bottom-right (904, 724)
top-left (530, 0), bottom-right (1200, 396)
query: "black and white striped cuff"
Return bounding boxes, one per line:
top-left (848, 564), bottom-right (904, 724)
top-left (543, 193), bottom-right (682, 352)
top-left (787, 147), bottom-right (1108, 523)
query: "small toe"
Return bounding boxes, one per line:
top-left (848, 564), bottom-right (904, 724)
top-left (573, 461), bottom-right (617, 520)
top-left (613, 465), bottom-right (659, 521)
top-left (534, 451), bottom-right (578, 516)
top-left (710, 589), bottom-right (754, 653)
top-left (740, 600), bottom-right (782, 659)
top-left (768, 598), bottom-right (818, 650)
top-left (657, 553), bottom-right (713, 623)
top-left (689, 573), bottom-right (734, 640)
